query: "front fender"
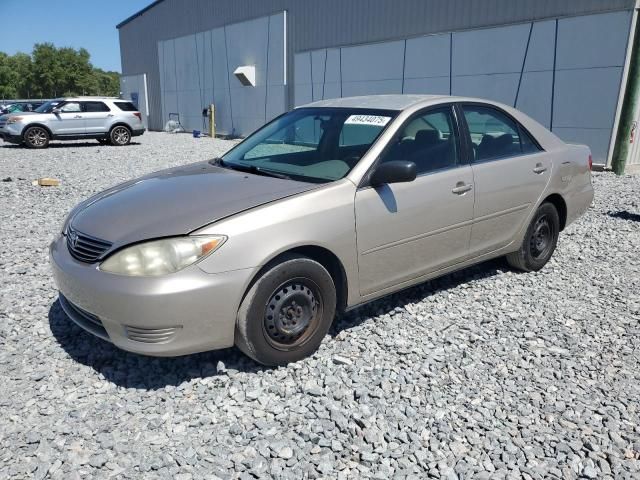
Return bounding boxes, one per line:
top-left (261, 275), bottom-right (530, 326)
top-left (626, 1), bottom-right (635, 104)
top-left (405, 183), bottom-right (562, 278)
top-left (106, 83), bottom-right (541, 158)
top-left (194, 179), bottom-right (361, 305)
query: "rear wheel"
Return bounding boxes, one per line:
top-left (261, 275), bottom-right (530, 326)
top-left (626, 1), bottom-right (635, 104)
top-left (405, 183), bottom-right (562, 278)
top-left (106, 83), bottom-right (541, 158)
top-left (110, 126), bottom-right (131, 146)
top-left (506, 202), bottom-right (560, 272)
top-left (23, 126), bottom-right (50, 149)
top-left (235, 254), bottom-right (337, 366)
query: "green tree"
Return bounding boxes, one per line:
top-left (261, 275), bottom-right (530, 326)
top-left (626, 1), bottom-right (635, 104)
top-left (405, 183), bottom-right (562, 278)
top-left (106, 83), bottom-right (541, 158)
top-left (0, 53), bottom-right (19, 99)
top-left (94, 69), bottom-right (120, 96)
top-left (31, 43), bottom-right (63, 97)
top-left (0, 43), bottom-right (120, 99)
top-left (8, 53), bottom-right (32, 98)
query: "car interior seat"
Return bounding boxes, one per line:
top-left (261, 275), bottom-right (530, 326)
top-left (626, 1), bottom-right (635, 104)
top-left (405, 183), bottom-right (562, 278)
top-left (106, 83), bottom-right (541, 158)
top-left (477, 133), bottom-right (516, 160)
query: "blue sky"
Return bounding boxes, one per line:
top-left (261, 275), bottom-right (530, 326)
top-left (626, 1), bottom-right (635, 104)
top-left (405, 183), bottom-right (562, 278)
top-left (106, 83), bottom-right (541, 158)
top-left (0, 0), bottom-right (152, 72)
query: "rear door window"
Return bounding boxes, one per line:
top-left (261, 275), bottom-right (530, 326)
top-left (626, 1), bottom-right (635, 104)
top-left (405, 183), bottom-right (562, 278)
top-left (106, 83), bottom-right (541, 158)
top-left (83, 102), bottom-right (111, 112)
top-left (462, 105), bottom-right (541, 162)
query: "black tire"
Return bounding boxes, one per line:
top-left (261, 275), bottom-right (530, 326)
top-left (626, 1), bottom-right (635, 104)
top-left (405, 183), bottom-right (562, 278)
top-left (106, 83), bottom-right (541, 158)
top-left (23, 126), bottom-right (50, 149)
top-left (506, 202), bottom-right (560, 272)
top-left (97, 138), bottom-right (109, 145)
top-left (235, 254), bottom-right (337, 366)
top-left (109, 125), bottom-right (131, 146)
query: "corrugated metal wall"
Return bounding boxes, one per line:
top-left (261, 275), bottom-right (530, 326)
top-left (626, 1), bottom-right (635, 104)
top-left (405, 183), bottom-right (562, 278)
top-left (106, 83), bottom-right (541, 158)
top-left (120, 74), bottom-right (149, 128)
top-left (293, 11), bottom-right (633, 162)
top-left (157, 12), bottom-right (287, 136)
top-left (119, 0), bottom-right (636, 130)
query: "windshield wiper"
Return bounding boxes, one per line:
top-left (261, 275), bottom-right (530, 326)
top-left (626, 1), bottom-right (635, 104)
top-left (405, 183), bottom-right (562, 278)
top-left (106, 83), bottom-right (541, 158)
top-left (248, 166), bottom-right (292, 180)
top-left (210, 158), bottom-right (291, 180)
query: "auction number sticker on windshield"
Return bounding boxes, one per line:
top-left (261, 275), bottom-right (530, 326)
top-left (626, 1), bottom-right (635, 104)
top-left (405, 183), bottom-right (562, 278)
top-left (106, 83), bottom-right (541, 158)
top-left (344, 115), bottom-right (392, 127)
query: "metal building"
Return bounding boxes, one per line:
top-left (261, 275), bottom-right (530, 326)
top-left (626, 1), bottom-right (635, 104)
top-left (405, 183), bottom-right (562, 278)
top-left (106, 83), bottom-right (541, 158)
top-left (117, 0), bottom-right (640, 172)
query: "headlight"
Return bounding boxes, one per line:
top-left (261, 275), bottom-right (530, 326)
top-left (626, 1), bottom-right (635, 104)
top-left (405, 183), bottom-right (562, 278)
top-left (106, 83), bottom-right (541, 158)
top-left (6, 116), bottom-right (24, 124)
top-left (100, 235), bottom-right (226, 276)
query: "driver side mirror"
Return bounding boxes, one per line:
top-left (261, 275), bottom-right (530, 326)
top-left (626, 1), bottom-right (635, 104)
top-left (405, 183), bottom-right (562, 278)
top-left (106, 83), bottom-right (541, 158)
top-left (370, 160), bottom-right (417, 187)
top-left (52, 107), bottom-right (61, 114)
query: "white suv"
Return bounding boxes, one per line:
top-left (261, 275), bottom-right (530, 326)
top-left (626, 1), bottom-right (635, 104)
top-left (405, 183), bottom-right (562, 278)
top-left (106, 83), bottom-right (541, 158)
top-left (0, 97), bottom-right (145, 148)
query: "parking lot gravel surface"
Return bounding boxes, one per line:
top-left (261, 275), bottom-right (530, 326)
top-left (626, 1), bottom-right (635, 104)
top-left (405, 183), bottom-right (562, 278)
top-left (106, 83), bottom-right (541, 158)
top-left (0, 132), bottom-right (639, 479)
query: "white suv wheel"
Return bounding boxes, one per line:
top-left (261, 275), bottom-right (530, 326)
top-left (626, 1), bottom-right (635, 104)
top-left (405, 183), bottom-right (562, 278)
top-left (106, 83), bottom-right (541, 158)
top-left (24, 127), bottom-right (50, 149)
top-left (110, 126), bottom-right (131, 146)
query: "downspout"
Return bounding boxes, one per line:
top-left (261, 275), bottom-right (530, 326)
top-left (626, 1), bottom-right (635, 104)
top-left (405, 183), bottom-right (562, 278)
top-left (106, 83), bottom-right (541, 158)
top-left (611, 4), bottom-right (640, 175)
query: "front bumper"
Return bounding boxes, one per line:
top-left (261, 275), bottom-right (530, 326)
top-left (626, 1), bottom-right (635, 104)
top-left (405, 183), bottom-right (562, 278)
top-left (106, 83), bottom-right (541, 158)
top-left (49, 234), bottom-right (255, 356)
top-left (0, 125), bottom-right (22, 143)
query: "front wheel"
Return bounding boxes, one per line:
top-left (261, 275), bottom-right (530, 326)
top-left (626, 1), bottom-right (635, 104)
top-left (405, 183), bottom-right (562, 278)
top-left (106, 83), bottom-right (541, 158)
top-left (506, 202), bottom-right (560, 272)
top-left (23, 126), bottom-right (50, 149)
top-left (110, 126), bottom-right (131, 146)
top-left (235, 254), bottom-right (337, 366)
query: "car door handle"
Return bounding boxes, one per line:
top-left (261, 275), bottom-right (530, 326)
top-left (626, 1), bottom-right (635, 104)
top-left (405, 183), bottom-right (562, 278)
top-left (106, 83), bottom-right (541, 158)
top-left (107, 114), bottom-right (115, 117)
top-left (451, 182), bottom-right (473, 195)
top-left (74, 115), bottom-right (83, 119)
top-left (533, 163), bottom-right (547, 174)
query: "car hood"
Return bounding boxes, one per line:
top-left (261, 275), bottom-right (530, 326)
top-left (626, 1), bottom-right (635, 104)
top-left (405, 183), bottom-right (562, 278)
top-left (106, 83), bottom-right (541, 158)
top-left (70, 161), bottom-right (319, 248)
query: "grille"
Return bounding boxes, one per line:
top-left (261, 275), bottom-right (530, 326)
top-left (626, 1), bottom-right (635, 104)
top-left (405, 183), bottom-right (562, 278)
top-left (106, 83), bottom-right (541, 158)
top-left (66, 227), bottom-right (112, 263)
top-left (125, 325), bottom-right (181, 344)
top-left (59, 294), bottom-right (110, 341)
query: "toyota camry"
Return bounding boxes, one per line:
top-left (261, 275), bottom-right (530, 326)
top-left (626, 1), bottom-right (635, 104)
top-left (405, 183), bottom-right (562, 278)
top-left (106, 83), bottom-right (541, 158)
top-left (50, 95), bottom-right (594, 365)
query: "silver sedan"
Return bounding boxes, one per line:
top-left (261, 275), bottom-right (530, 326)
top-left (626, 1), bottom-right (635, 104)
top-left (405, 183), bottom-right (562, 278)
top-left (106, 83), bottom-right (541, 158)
top-left (50, 95), bottom-right (594, 365)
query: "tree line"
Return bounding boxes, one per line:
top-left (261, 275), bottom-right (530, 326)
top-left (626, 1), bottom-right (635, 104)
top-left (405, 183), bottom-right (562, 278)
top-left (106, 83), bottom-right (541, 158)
top-left (0, 43), bottom-right (120, 100)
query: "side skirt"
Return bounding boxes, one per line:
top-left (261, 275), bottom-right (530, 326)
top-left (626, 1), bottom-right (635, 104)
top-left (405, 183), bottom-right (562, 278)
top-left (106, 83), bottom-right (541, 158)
top-left (52, 133), bottom-right (108, 140)
top-left (345, 243), bottom-right (517, 312)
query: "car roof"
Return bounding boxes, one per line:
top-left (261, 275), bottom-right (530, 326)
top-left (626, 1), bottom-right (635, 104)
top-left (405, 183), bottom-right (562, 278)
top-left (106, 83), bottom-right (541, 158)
top-left (300, 94), bottom-right (447, 111)
top-left (53, 97), bottom-right (121, 102)
top-left (299, 94), bottom-right (506, 112)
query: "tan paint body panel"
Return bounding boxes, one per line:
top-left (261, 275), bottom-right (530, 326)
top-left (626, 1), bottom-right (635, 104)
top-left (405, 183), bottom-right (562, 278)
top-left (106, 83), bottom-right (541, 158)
top-left (354, 167), bottom-right (474, 295)
top-left (469, 151), bottom-right (552, 256)
top-left (196, 179), bottom-right (362, 306)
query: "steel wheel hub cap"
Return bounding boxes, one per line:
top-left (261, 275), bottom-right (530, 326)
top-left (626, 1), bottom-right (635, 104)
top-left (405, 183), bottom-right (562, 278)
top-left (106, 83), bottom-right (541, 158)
top-left (530, 216), bottom-right (551, 258)
top-left (265, 282), bottom-right (317, 344)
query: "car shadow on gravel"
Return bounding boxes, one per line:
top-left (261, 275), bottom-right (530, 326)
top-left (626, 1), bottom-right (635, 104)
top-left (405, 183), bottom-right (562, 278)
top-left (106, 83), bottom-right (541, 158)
top-left (48, 258), bottom-right (507, 389)
top-left (48, 300), bottom-right (267, 390)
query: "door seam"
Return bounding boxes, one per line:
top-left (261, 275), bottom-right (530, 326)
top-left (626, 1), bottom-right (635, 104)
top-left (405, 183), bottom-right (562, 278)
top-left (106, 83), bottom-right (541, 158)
top-left (361, 219), bottom-right (474, 255)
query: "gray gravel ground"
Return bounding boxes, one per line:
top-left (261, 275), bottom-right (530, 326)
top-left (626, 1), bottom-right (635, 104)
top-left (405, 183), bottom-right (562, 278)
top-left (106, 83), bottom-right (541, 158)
top-left (0, 132), bottom-right (639, 480)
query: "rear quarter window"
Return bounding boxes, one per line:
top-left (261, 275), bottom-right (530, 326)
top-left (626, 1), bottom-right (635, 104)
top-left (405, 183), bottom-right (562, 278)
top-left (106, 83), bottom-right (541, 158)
top-left (114, 102), bottom-right (138, 112)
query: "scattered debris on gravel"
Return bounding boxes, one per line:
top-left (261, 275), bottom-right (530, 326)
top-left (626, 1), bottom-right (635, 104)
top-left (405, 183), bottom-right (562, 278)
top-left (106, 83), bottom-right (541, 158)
top-left (0, 133), bottom-right (638, 479)
top-left (35, 178), bottom-right (61, 187)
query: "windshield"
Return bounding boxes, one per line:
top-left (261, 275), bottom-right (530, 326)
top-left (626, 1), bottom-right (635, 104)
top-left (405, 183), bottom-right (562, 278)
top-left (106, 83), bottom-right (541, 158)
top-left (34, 100), bottom-right (61, 113)
top-left (222, 107), bottom-right (397, 183)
